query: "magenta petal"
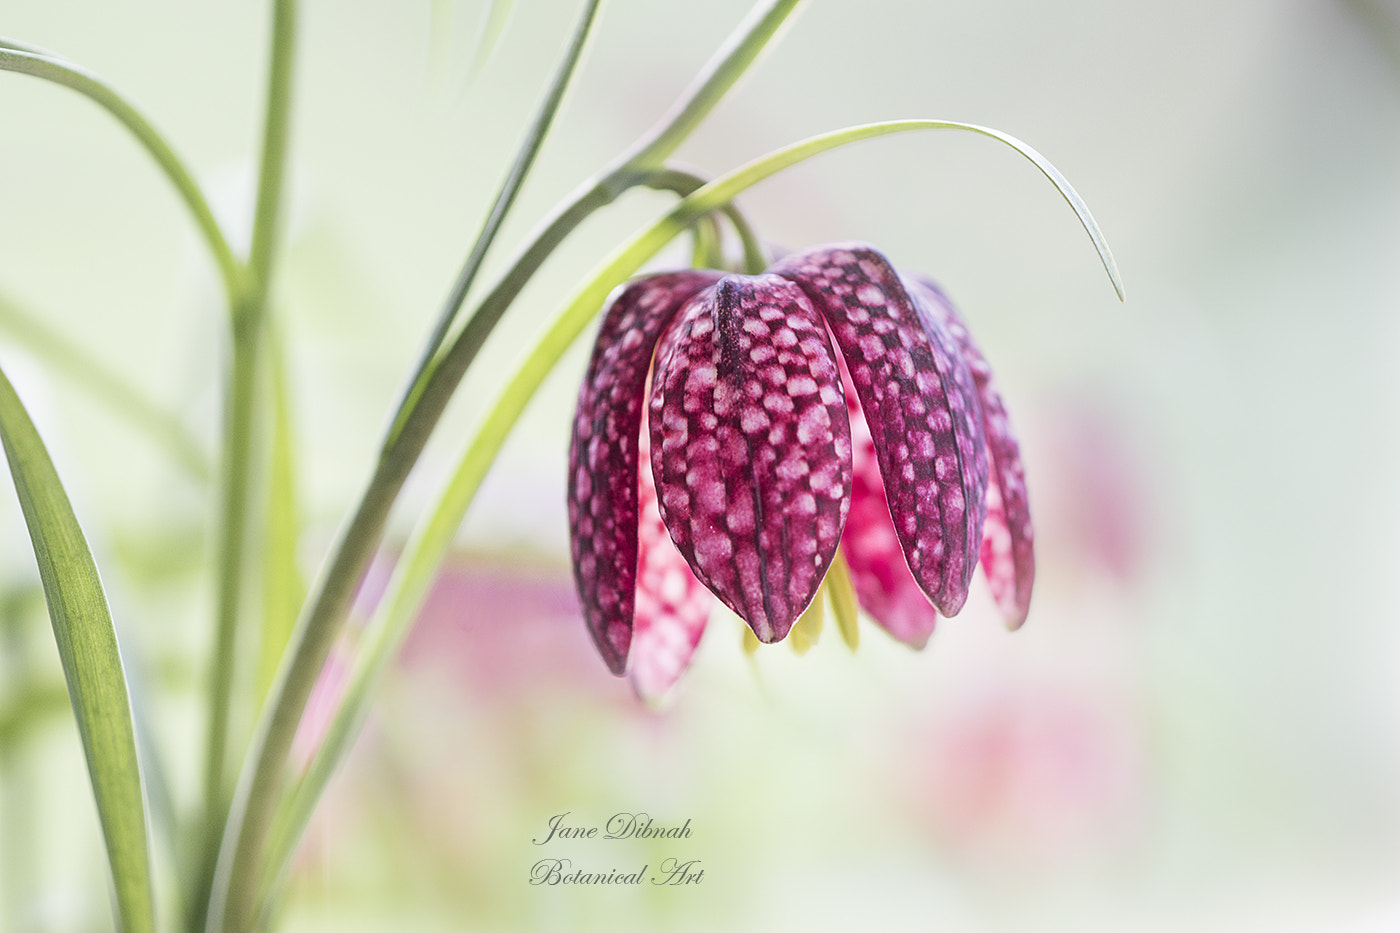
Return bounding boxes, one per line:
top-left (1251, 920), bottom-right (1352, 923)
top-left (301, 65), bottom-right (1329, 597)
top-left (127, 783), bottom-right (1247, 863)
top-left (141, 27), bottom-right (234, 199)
top-left (772, 244), bottom-right (988, 616)
top-left (840, 377), bottom-right (942, 648)
top-left (628, 429), bottom-right (714, 701)
top-left (649, 275), bottom-right (853, 643)
top-left (908, 277), bottom-right (1034, 627)
top-left (568, 271), bottom-right (722, 674)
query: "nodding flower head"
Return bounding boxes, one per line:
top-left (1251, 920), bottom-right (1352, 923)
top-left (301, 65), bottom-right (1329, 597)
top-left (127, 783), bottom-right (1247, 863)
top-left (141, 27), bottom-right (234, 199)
top-left (567, 243), bottom-right (1033, 699)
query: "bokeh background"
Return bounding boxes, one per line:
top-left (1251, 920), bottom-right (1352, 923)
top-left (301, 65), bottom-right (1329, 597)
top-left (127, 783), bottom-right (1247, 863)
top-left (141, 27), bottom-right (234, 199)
top-left (2, 0), bottom-right (1399, 930)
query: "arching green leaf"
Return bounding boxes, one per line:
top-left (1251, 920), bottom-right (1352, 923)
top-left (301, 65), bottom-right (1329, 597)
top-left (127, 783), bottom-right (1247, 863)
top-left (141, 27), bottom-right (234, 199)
top-left (0, 362), bottom-right (155, 933)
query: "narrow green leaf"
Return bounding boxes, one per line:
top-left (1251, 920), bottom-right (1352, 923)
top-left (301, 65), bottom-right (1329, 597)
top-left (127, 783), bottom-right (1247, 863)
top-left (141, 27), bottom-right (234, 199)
top-left (0, 362), bottom-right (155, 933)
top-left (826, 549), bottom-right (860, 652)
top-left (257, 331), bottom-right (304, 706)
top-left (647, 119), bottom-right (1123, 301)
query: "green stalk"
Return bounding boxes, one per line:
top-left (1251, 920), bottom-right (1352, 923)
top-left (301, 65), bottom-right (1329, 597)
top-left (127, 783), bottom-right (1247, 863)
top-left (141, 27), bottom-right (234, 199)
top-left (690, 214), bottom-right (724, 267)
top-left (0, 43), bottom-right (243, 312)
top-left (246, 0), bottom-right (298, 314)
top-left (639, 166), bottom-right (767, 273)
top-left (195, 331), bottom-right (258, 909)
top-left (193, 1), bottom-right (297, 930)
top-left (207, 4), bottom-right (806, 930)
top-left (256, 327), bottom-right (305, 709)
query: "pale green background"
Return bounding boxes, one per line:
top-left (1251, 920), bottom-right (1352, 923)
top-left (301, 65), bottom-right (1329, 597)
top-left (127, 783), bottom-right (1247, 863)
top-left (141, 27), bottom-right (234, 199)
top-left (1, 0), bottom-right (1398, 930)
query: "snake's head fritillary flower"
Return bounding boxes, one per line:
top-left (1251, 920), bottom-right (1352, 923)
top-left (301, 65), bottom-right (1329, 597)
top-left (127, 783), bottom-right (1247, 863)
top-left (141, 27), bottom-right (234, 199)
top-left (568, 243), bottom-right (1033, 699)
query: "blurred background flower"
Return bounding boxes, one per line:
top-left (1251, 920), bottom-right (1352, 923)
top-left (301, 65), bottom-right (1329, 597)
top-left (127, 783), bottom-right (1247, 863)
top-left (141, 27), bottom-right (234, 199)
top-left (1, 0), bottom-right (1399, 931)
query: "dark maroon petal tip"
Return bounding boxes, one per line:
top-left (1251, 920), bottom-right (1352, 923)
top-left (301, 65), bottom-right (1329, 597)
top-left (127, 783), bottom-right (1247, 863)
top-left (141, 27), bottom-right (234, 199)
top-left (771, 244), bottom-right (988, 617)
top-left (568, 271), bottom-right (722, 674)
top-left (649, 274), bottom-right (853, 643)
top-left (908, 276), bottom-right (1034, 627)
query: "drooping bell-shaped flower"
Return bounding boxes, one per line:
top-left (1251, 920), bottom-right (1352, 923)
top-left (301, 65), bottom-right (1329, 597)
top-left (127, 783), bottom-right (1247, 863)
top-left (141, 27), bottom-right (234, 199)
top-left (567, 243), bottom-right (1033, 699)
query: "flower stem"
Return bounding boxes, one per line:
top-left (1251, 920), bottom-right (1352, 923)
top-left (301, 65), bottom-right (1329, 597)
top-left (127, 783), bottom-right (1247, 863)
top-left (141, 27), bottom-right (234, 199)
top-left (194, 1), bottom-right (297, 930)
top-left (245, 0), bottom-right (298, 318)
top-left (638, 166), bottom-right (766, 273)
